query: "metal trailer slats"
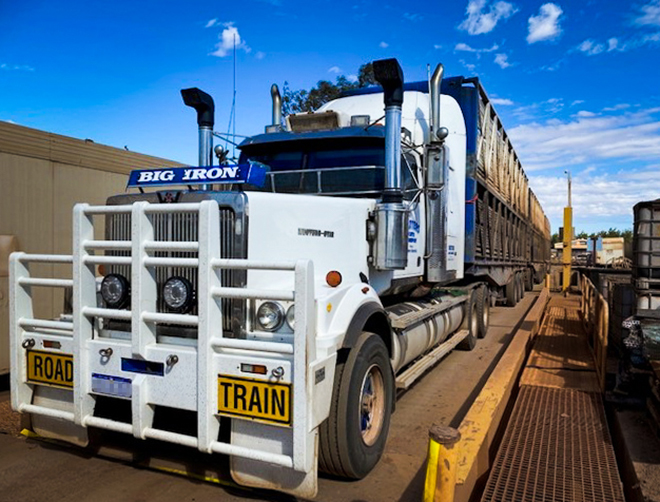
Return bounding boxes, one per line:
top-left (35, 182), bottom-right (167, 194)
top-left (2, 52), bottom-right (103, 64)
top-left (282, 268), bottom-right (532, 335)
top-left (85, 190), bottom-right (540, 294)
top-left (442, 77), bottom-right (550, 269)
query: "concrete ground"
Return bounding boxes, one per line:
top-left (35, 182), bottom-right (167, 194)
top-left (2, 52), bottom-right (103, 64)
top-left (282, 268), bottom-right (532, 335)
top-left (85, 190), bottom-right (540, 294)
top-left (615, 409), bottom-right (660, 502)
top-left (0, 292), bottom-right (537, 502)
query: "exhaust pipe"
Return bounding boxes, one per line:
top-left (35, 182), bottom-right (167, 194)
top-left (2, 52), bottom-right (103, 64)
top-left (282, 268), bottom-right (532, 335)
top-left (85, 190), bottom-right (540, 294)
top-left (429, 64), bottom-right (445, 141)
top-left (181, 87), bottom-right (215, 190)
top-left (372, 58), bottom-right (408, 270)
top-left (374, 58), bottom-right (404, 202)
top-left (271, 84), bottom-right (282, 128)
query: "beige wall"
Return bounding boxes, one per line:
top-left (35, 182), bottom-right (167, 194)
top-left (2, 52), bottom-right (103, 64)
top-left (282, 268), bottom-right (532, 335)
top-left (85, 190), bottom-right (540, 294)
top-left (0, 121), bottom-right (184, 373)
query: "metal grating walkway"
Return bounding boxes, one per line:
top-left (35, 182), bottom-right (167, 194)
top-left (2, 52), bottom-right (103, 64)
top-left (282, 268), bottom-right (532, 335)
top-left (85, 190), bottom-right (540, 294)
top-left (482, 386), bottom-right (623, 502)
top-left (481, 295), bottom-right (625, 502)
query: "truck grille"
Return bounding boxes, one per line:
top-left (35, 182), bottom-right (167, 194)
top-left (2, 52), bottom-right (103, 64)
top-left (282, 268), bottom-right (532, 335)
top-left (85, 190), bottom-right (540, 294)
top-left (106, 208), bottom-right (239, 335)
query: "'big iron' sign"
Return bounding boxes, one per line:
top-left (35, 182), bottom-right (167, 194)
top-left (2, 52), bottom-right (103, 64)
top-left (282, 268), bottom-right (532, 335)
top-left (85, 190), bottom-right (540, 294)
top-left (127, 163), bottom-right (268, 189)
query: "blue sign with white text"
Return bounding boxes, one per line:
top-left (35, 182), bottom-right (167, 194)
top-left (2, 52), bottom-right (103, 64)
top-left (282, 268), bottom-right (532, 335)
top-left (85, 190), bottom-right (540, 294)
top-left (127, 163), bottom-right (268, 189)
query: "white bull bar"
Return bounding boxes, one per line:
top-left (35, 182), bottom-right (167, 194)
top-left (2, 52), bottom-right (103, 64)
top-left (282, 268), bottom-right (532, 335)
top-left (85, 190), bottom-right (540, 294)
top-left (10, 200), bottom-right (317, 473)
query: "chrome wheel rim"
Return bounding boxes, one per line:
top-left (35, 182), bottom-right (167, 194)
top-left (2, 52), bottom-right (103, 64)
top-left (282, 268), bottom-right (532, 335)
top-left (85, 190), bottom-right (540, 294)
top-left (359, 364), bottom-right (385, 446)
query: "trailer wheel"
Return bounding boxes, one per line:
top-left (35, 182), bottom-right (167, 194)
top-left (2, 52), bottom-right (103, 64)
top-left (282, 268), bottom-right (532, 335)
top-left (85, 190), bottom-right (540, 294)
top-left (319, 332), bottom-right (393, 479)
top-left (458, 292), bottom-right (478, 350)
top-left (505, 276), bottom-right (518, 307)
top-left (524, 269), bottom-right (533, 291)
top-left (517, 273), bottom-right (524, 302)
top-left (476, 285), bottom-right (490, 339)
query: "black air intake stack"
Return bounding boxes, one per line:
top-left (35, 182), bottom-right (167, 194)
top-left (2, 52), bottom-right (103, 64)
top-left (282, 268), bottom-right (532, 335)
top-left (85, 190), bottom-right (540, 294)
top-left (181, 87), bottom-right (215, 190)
top-left (372, 58), bottom-right (408, 270)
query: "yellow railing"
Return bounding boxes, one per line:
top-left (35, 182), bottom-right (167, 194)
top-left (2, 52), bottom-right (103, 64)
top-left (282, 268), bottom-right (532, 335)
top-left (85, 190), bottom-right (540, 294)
top-left (579, 274), bottom-right (609, 392)
top-left (423, 287), bottom-right (550, 502)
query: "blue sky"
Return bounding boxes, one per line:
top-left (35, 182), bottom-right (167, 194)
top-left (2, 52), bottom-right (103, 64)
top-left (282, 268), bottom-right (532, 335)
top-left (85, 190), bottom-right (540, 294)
top-left (2, 0), bottom-right (660, 234)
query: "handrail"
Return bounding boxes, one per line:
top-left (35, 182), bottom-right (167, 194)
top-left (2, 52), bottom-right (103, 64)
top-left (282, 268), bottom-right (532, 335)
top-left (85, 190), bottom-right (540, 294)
top-left (579, 274), bottom-right (608, 392)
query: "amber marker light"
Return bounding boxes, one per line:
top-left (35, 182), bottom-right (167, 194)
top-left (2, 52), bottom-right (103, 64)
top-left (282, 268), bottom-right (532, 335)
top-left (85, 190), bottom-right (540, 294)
top-left (98, 264), bottom-right (107, 276)
top-left (326, 271), bottom-right (342, 287)
top-left (241, 363), bottom-right (268, 375)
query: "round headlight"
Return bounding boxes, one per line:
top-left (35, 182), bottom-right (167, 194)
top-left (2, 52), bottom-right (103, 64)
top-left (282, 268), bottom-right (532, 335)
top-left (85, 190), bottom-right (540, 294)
top-left (101, 274), bottom-right (130, 309)
top-left (286, 305), bottom-right (295, 331)
top-left (162, 276), bottom-right (194, 313)
top-left (256, 302), bottom-right (285, 331)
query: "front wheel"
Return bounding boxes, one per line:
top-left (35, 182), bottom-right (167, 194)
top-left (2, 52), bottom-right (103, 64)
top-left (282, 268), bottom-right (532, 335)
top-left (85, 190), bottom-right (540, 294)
top-left (319, 332), bottom-right (394, 479)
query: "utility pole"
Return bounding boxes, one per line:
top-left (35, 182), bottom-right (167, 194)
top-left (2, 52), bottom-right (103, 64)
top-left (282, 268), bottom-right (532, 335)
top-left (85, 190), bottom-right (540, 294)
top-left (562, 170), bottom-right (572, 293)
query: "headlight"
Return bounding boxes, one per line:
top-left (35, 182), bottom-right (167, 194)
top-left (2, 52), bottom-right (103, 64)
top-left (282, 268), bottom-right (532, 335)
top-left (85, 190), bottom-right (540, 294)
top-left (256, 302), bottom-right (285, 331)
top-left (101, 274), bottom-right (130, 309)
top-left (286, 305), bottom-right (295, 330)
top-left (162, 276), bottom-right (194, 313)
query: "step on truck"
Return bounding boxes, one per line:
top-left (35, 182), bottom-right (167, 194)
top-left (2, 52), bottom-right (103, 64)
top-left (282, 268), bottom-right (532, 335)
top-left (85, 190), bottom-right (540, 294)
top-left (10, 58), bottom-right (550, 498)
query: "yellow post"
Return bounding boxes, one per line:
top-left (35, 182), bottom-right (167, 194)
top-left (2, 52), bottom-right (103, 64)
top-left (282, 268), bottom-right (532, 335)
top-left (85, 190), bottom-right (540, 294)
top-left (562, 206), bottom-right (572, 292)
top-left (423, 425), bottom-right (461, 502)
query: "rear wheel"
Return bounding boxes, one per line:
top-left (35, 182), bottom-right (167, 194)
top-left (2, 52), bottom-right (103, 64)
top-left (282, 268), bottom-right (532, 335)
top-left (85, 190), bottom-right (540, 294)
top-left (506, 276), bottom-right (518, 307)
top-left (458, 291), bottom-right (478, 350)
top-left (517, 273), bottom-right (524, 302)
top-left (319, 332), bottom-right (394, 479)
top-left (476, 285), bottom-right (490, 339)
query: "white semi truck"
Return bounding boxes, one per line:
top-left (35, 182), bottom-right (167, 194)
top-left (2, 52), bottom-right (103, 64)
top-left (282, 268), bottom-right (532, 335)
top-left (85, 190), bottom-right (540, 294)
top-left (10, 59), bottom-right (550, 497)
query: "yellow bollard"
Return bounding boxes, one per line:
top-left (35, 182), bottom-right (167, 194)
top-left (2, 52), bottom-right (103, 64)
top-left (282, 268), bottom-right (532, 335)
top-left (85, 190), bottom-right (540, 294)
top-left (423, 425), bottom-right (461, 502)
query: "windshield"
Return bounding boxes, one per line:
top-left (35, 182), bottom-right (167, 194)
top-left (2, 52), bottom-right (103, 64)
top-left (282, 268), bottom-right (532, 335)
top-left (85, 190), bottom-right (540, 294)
top-left (239, 139), bottom-right (416, 198)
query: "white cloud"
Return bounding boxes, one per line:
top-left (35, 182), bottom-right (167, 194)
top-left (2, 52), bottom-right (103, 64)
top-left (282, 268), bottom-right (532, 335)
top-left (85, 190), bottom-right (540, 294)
top-left (571, 100), bottom-right (585, 106)
top-left (205, 18), bottom-right (218, 28)
top-left (380, 41), bottom-right (389, 48)
top-left (255, 51), bottom-right (265, 60)
top-left (607, 38), bottom-right (620, 51)
top-left (455, 42), bottom-right (499, 53)
top-left (527, 3), bottom-right (563, 43)
top-left (458, 0), bottom-right (518, 35)
top-left (347, 74), bottom-right (358, 83)
top-left (494, 53), bottom-right (511, 68)
top-left (434, 44), bottom-right (443, 49)
top-left (577, 39), bottom-right (605, 55)
top-left (403, 12), bottom-right (423, 21)
top-left (603, 103), bottom-right (631, 112)
top-left (635, 0), bottom-right (660, 26)
top-left (459, 59), bottom-right (477, 72)
top-left (0, 63), bottom-right (34, 71)
top-left (530, 168), bottom-right (660, 231)
top-left (491, 97), bottom-right (514, 105)
top-left (539, 59), bottom-right (564, 71)
top-left (508, 108), bottom-right (660, 172)
top-left (328, 66), bottom-right (342, 74)
top-left (210, 23), bottom-right (250, 57)
top-left (579, 40), bottom-right (607, 55)
top-left (642, 31), bottom-right (660, 42)
top-left (575, 110), bottom-right (597, 117)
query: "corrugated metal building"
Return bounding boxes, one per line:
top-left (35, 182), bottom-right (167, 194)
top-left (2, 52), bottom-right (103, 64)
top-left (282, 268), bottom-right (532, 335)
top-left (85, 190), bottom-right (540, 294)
top-left (0, 120), bottom-right (183, 374)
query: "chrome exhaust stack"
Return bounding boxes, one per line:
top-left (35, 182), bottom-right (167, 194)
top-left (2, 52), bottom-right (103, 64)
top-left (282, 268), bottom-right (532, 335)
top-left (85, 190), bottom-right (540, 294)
top-left (271, 84), bottom-right (282, 128)
top-left (372, 58), bottom-right (408, 270)
top-left (181, 87), bottom-right (215, 190)
top-left (426, 63), bottom-right (452, 283)
top-left (429, 63), bottom-right (446, 141)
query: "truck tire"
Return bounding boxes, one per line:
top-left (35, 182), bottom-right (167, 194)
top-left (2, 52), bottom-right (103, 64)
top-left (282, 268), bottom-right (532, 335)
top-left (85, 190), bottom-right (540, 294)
top-left (458, 291), bottom-right (478, 350)
top-left (319, 332), bottom-right (393, 479)
top-left (524, 269), bottom-right (533, 291)
top-left (476, 285), bottom-right (490, 339)
top-left (506, 277), bottom-right (518, 307)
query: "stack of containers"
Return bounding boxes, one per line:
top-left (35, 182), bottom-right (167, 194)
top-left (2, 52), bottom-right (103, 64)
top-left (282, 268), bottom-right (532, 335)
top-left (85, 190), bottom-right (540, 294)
top-left (633, 199), bottom-right (660, 361)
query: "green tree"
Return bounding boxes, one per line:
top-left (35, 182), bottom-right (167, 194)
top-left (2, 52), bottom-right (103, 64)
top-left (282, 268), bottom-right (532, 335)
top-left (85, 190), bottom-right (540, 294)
top-left (282, 63), bottom-right (377, 116)
top-left (551, 232), bottom-right (560, 245)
